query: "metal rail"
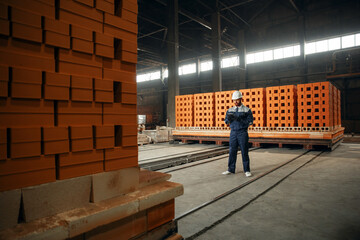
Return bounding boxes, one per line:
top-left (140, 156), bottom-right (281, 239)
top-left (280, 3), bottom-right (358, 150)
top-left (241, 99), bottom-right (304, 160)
top-left (175, 150), bottom-right (324, 222)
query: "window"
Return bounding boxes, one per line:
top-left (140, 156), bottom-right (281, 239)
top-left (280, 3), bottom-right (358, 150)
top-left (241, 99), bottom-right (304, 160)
top-left (200, 61), bottom-right (213, 71)
top-left (328, 37), bottom-right (341, 50)
top-left (246, 53), bottom-right (255, 64)
top-left (315, 39), bottom-right (328, 53)
top-left (136, 71), bottom-right (160, 82)
top-left (263, 50), bottom-right (273, 61)
top-left (342, 34), bottom-right (355, 48)
top-left (305, 42), bottom-right (316, 54)
top-left (221, 56), bottom-right (239, 68)
top-left (356, 33), bottom-right (360, 46)
top-left (179, 63), bottom-right (196, 75)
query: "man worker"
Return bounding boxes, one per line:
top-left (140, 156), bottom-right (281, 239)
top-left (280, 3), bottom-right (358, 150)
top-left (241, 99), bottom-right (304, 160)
top-left (222, 91), bottom-right (253, 177)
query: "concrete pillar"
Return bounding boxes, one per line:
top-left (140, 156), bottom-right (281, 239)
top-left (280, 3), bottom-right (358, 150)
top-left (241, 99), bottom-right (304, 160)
top-left (167, 0), bottom-right (179, 128)
top-left (238, 30), bottom-right (247, 89)
top-left (211, 0), bottom-right (222, 92)
top-left (298, 15), bottom-right (308, 83)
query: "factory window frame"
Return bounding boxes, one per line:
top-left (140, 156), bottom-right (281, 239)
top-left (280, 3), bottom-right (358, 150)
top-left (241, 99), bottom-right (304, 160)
top-left (221, 56), bottom-right (239, 68)
top-left (136, 71), bottom-right (161, 82)
top-left (179, 63), bottom-right (196, 75)
top-left (200, 61), bottom-right (213, 71)
top-left (247, 45), bottom-right (300, 64)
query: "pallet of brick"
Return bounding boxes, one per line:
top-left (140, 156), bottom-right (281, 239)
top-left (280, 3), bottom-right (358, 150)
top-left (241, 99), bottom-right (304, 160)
top-left (215, 90), bottom-right (236, 127)
top-left (175, 94), bottom-right (194, 127)
top-left (194, 93), bottom-right (215, 127)
top-left (240, 88), bottom-right (251, 108)
top-left (266, 85), bottom-right (297, 127)
top-left (297, 82), bottom-right (334, 128)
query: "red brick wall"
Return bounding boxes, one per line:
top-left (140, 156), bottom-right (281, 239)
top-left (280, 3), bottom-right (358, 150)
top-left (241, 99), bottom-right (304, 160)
top-left (0, 0), bottom-right (138, 192)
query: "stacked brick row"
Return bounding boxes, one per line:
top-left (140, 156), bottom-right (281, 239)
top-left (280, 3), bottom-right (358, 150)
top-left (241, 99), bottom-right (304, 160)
top-left (175, 94), bottom-right (194, 127)
top-left (0, 0), bottom-right (138, 192)
top-left (298, 82), bottom-right (341, 128)
top-left (215, 90), bottom-right (236, 127)
top-left (176, 82), bottom-right (341, 129)
top-left (194, 93), bottom-right (215, 127)
top-left (266, 85), bottom-right (297, 127)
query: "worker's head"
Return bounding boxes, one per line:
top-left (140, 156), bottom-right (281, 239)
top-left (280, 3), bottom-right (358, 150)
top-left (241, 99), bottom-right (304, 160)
top-left (232, 91), bottom-right (242, 106)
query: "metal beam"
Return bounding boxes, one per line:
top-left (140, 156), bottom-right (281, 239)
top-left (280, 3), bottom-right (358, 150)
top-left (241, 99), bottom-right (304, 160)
top-left (219, 2), bottom-right (250, 27)
top-left (289, 0), bottom-right (300, 13)
top-left (248, 0), bottom-right (275, 23)
top-left (138, 28), bottom-right (167, 39)
top-left (220, 0), bottom-right (256, 11)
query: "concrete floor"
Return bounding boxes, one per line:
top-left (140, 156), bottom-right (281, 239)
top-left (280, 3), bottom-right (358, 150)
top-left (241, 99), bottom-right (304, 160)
top-left (156, 143), bottom-right (360, 240)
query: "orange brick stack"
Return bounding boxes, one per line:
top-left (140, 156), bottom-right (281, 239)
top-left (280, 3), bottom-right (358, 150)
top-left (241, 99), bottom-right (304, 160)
top-left (0, 0), bottom-right (138, 191)
top-left (297, 82), bottom-right (340, 128)
top-left (266, 85), bottom-right (297, 127)
top-left (194, 93), bottom-right (215, 127)
top-left (175, 94), bottom-right (194, 127)
top-left (215, 90), bottom-right (236, 127)
top-left (240, 88), bottom-right (251, 108)
top-left (248, 88), bottom-right (266, 127)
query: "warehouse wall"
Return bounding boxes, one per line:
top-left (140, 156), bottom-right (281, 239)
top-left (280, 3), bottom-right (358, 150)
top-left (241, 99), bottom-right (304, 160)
top-left (137, 0), bottom-right (360, 132)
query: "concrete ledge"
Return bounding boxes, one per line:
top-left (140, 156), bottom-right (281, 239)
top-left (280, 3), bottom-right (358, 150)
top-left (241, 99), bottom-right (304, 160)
top-left (0, 181), bottom-right (183, 240)
top-left (139, 168), bottom-right (171, 188)
top-left (0, 189), bottom-right (21, 230)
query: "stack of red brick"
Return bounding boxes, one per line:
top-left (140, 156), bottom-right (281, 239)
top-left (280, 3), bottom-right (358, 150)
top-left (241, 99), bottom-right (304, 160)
top-left (298, 82), bottom-right (341, 128)
top-left (175, 94), bottom-right (194, 127)
top-left (194, 93), bottom-right (215, 127)
top-left (0, 0), bottom-right (138, 191)
top-left (242, 88), bottom-right (266, 127)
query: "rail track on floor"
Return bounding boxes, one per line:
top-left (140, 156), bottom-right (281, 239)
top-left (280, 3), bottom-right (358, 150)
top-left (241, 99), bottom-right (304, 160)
top-left (172, 149), bottom-right (327, 239)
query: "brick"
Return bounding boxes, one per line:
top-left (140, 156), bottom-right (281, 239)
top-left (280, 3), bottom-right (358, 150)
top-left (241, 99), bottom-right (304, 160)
top-left (104, 156), bottom-right (137, 171)
top-left (72, 37), bottom-right (94, 54)
top-left (0, 168), bottom-right (55, 192)
top-left (95, 90), bottom-right (113, 102)
top-left (103, 114), bottom-right (137, 125)
top-left (43, 126), bottom-right (68, 141)
top-left (121, 50), bottom-right (137, 63)
top-left (0, 19), bottom-right (9, 36)
top-left (94, 32), bottom-right (114, 46)
top-left (71, 25), bottom-right (93, 41)
top-left (71, 76), bottom-right (93, 89)
top-left (103, 68), bottom-right (136, 83)
top-left (74, 0), bottom-right (94, 7)
top-left (122, 0), bottom-right (138, 14)
top-left (59, 61), bottom-right (101, 78)
top-left (11, 127), bottom-right (40, 142)
top-left (95, 79), bottom-right (113, 91)
top-left (1, 0), bottom-right (55, 18)
top-left (0, 189), bottom-right (21, 231)
top-left (11, 82), bottom-right (42, 99)
top-left (44, 72), bottom-right (71, 87)
top-left (122, 82), bottom-right (136, 93)
top-left (59, 49), bottom-right (102, 67)
top-left (0, 4), bottom-right (8, 20)
top-left (103, 102), bottom-right (137, 115)
top-left (71, 138), bottom-right (93, 152)
top-left (95, 125), bottom-right (114, 137)
top-left (21, 174), bottom-right (91, 222)
top-left (58, 114), bottom-right (102, 126)
top-left (12, 23), bottom-right (42, 43)
top-left (0, 37), bottom-right (54, 59)
top-left (104, 24), bottom-right (137, 42)
top-left (59, 149), bottom-right (103, 166)
top-left (11, 141), bottom-right (41, 158)
top-left (59, 9), bottom-right (102, 32)
top-left (44, 31), bottom-right (71, 49)
top-left (96, 0), bottom-right (114, 14)
top-left (44, 140), bottom-right (69, 155)
top-left (121, 92), bottom-right (137, 104)
top-left (95, 137), bottom-right (114, 149)
top-left (71, 88), bottom-right (93, 102)
top-left (60, 0), bottom-right (103, 22)
top-left (122, 135), bottom-right (137, 147)
top-left (122, 9), bottom-right (137, 23)
top-left (0, 50), bottom-right (55, 72)
top-left (147, 199), bottom-right (174, 230)
top-left (58, 161), bottom-right (103, 180)
top-left (104, 13), bottom-right (137, 34)
top-left (44, 85), bottom-right (70, 100)
top-left (11, 7), bottom-right (41, 28)
top-left (122, 39), bottom-right (137, 53)
top-left (44, 18), bottom-right (70, 35)
top-left (121, 124), bottom-right (137, 136)
top-left (13, 67), bottom-right (42, 84)
top-left (70, 125), bottom-right (92, 139)
top-left (91, 167), bottom-right (139, 203)
top-left (58, 101), bottom-right (102, 114)
top-left (95, 43), bottom-right (114, 58)
top-left (105, 146), bottom-right (137, 160)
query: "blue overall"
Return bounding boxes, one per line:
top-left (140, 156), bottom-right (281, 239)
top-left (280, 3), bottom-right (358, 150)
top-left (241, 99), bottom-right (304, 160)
top-left (224, 104), bottom-right (253, 173)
